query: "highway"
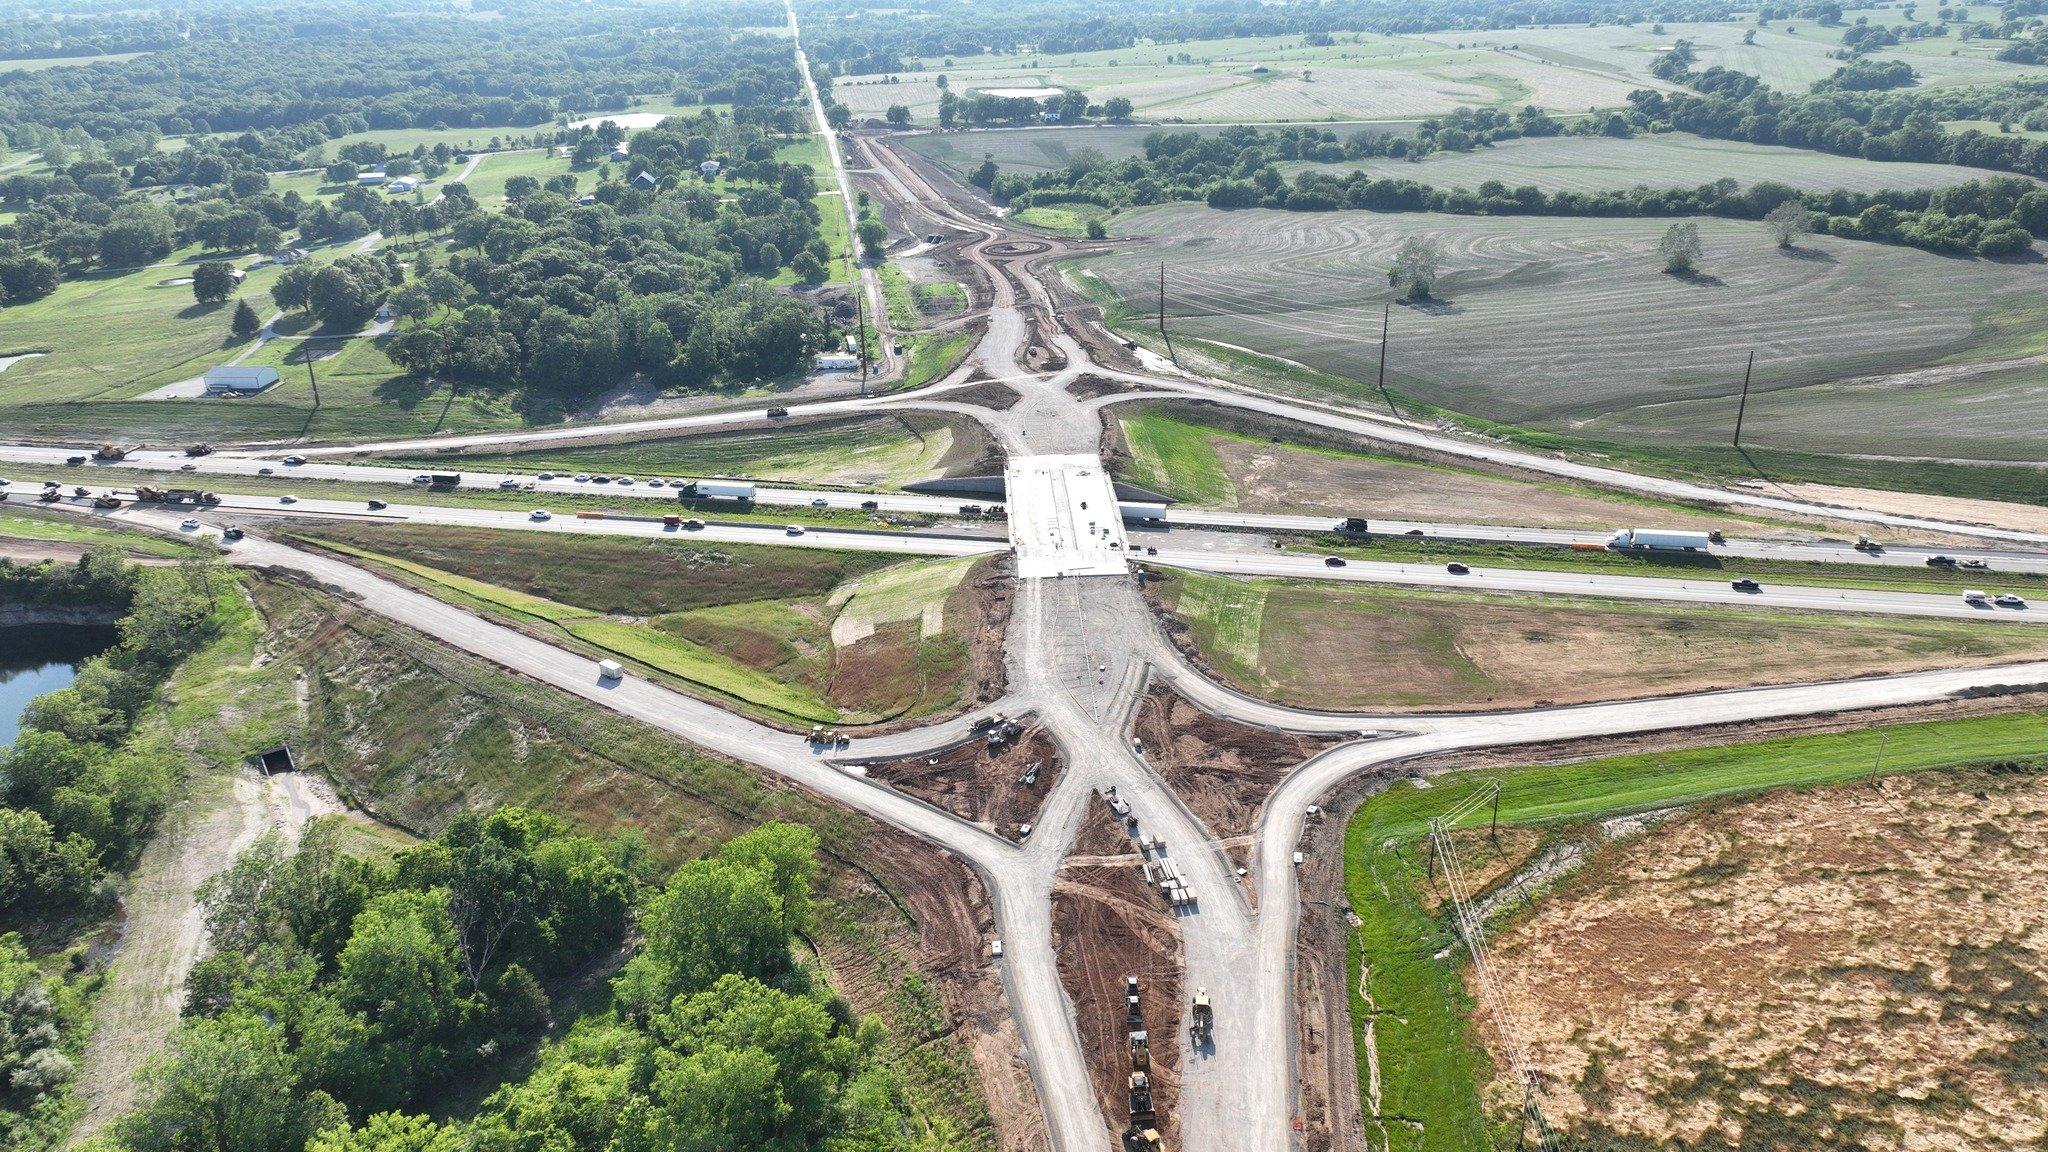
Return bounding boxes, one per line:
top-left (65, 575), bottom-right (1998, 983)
top-left (29, 24), bottom-right (2048, 1152)
top-left (32, 489), bottom-right (1006, 559)
top-left (1151, 548), bottom-right (2043, 624)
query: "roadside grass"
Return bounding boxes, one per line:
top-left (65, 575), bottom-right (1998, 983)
top-left (1118, 412), bottom-right (1235, 504)
top-left (1299, 534), bottom-right (2048, 597)
top-left (380, 412), bottom-right (967, 490)
top-left (1344, 706), bottom-right (2048, 1152)
top-left (1153, 568), bottom-right (2048, 711)
top-left (276, 523), bottom-right (985, 725)
top-left (902, 329), bottom-right (974, 390)
top-left (299, 536), bottom-right (842, 721)
top-left (0, 506), bottom-right (206, 559)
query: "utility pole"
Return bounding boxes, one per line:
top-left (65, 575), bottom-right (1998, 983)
top-left (854, 286), bottom-right (870, 397)
top-left (1868, 731), bottom-right (1888, 788)
top-left (1375, 303), bottom-right (1399, 420)
top-left (1732, 350), bottom-right (1754, 447)
top-left (304, 343), bottom-right (321, 410)
top-left (1156, 262), bottom-right (1177, 365)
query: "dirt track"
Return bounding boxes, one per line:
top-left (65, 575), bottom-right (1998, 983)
top-left (1054, 806), bottom-right (1185, 1149)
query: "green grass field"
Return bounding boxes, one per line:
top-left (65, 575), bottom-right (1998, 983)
top-left (1084, 205), bottom-right (2048, 469)
top-left (382, 412), bottom-right (970, 490)
top-left (1156, 568), bottom-right (2048, 711)
top-left (284, 526), bottom-right (978, 724)
top-left (0, 51), bottom-right (148, 73)
top-left (458, 149), bottom-right (589, 206)
top-left (1117, 411), bottom-right (1237, 504)
top-left (1011, 202), bottom-right (1111, 237)
top-left (843, 31), bottom-right (1648, 123)
top-left (1343, 706), bottom-right (2048, 1151)
top-left (0, 506), bottom-right (205, 558)
top-left (1290, 131), bottom-right (2012, 195)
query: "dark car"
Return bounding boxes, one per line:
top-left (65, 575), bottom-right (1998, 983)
top-left (1446, 562), bottom-right (1470, 574)
top-left (1324, 556), bottom-right (1346, 567)
top-left (1731, 578), bottom-right (1762, 592)
top-left (367, 499), bottom-right (388, 510)
top-left (1926, 555), bottom-right (1957, 568)
top-left (65, 455), bottom-right (86, 465)
top-left (222, 526), bottom-right (244, 541)
top-left (860, 500), bottom-right (879, 511)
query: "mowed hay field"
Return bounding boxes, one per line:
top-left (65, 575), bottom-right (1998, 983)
top-left (839, 31), bottom-right (1658, 124)
top-left (1087, 205), bottom-right (2048, 461)
top-left (1149, 570), bottom-right (2048, 711)
top-left (1481, 768), bottom-right (2048, 1151)
top-left (1292, 131), bottom-right (2012, 194)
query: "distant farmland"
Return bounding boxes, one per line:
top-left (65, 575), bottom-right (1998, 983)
top-left (1081, 205), bottom-right (2048, 462)
top-left (837, 31), bottom-right (1665, 123)
top-left (1290, 131), bottom-right (2017, 195)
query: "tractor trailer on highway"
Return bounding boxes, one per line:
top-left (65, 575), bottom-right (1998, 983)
top-left (1607, 527), bottom-right (1714, 552)
top-left (689, 480), bottom-right (756, 502)
top-left (1119, 501), bottom-right (1167, 523)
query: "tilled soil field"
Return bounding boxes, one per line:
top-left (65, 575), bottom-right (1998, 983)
top-left (1482, 767), bottom-right (2048, 1151)
top-left (864, 721), bottom-right (1064, 838)
top-left (1055, 806), bottom-right (1186, 1148)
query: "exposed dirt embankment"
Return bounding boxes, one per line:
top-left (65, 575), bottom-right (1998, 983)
top-left (1054, 806), bottom-right (1184, 1149)
top-left (0, 601), bottom-right (122, 627)
top-left (1132, 685), bottom-right (1343, 879)
top-left (864, 720), bottom-right (1064, 838)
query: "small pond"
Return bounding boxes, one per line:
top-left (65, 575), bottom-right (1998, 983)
top-left (0, 624), bottom-right (120, 748)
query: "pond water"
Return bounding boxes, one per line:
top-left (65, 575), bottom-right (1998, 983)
top-left (0, 624), bottom-right (120, 748)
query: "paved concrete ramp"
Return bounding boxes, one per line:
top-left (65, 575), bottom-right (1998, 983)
top-left (1005, 453), bottom-right (1130, 579)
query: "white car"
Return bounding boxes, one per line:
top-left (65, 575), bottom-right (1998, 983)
top-left (279, 494), bottom-right (298, 504)
top-left (0, 477), bottom-right (10, 487)
top-left (573, 473), bottom-right (590, 482)
top-left (1996, 593), bottom-right (2027, 608)
top-left (617, 475), bottom-right (634, 485)
top-left (411, 474), bottom-right (431, 484)
top-left (180, 518), bottom-right (201, 530)
top-left (530, 509), bottom-right (551, 521)
top-left (648, 478), bottom-right (665, 488)
top-left (497, 478), bottom-right (520, 489)
top-left (180, 463), bottom-right (197, 471)
top-left (786, 524), bottom-right (805, 536)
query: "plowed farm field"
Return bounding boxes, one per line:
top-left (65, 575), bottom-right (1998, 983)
top-left (1084, 205), bottom-right (2048, 462)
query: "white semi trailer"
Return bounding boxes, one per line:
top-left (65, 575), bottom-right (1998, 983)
top-left (1119, 501), bottom-right (1168, 522)
top-left (1607, 527), bottom-right (1714, 552)
top-left (691, 480), bottom-right (757, 502)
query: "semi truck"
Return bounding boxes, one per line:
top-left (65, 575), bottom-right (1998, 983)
top-left (1606, 527), bottom-right (1714, 552)
top-left (1120, 501), bottom-right (1168, 523)
top-left (690, 480), bottom-right (757, 502)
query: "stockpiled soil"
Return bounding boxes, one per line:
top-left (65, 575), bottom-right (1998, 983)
top-left (1085, 205), bottom-right (2048, 462)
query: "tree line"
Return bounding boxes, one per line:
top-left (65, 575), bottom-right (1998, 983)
top-left (797, 0), bottom-right (1746, 76)
top-left (112, 816), bottom-right (928, 1152)
top-left (0, 0), bottom-right (795, 143)
top-left (0, 549), bottom-right (229, 1148)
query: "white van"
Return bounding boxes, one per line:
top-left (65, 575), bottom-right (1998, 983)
top-left (1963, 589), bottom-right (1991, 605)
top-left (597, 659), bottom-right (625, 681)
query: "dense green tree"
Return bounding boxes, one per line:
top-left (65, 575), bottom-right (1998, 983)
top-left (192, 260), bottom-right (236, 305)
top-left (1659, 220), bottom-right (1704, 274)
top-left (307, 254), bottom-right (391, 329)
top-left (307, 1112), bottom-right (465, 1152)
top-left (117, 1013), bottom-right (344, 1152)
top-left (272, 263), bottom-right (316, 313)
top-left (96, 201), bottom-right (175, 268)
top-left (231, 299), bottom-right (263, 340)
